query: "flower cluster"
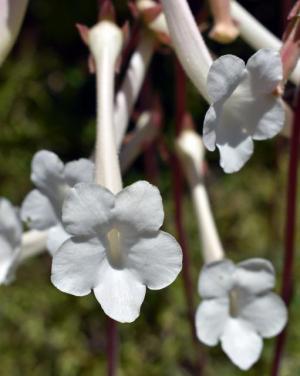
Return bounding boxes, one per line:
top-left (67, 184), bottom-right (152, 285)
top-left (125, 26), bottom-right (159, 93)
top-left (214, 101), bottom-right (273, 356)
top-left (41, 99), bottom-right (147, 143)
top-left (0, 0), bottom-right (294, 373)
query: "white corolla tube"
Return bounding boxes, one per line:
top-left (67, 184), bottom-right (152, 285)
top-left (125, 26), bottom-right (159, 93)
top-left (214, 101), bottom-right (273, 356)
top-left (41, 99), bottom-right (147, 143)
top-left (176, 129), bottom-right (224, 263)
top-left (0, 0), bottom-right (29, 66)
top-left (230, 0), bottom-right (300, 85)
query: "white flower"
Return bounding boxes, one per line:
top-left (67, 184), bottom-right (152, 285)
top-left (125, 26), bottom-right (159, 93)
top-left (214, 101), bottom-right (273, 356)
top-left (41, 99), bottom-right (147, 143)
top-left (21, 150), bottom-right (94, 254)
top-left (0, 198), bottom-right (22, 284)
top-left (203, 48), bottom-right (285, 173)
top-left (51, 180), bottom-right (182, 323)
top-left (195, 258), bottom-right (287, 370)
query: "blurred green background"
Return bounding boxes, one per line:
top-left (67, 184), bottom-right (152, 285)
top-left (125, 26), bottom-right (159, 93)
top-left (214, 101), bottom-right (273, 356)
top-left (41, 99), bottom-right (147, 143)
top-left (0, 0), bottom-right (299, 375)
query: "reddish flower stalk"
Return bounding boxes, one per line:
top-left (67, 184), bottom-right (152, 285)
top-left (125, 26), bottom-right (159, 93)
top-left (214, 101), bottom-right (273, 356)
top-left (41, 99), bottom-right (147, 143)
top-left (280, 1), bottom-right (300, 86)
top-left (171, 155), bottom-right (196, 331)
top-left (174, 61), bottom-right (186, 136)
top-left (271, 91), bottom-right (300, 376)
top-left (171, 60), bottom-right (204, 372)
top-left (97, 0), bottom-right (115, 22)
top-left (117, 22), bottom-right (140, 78)
top-left (139, 80), bottom-right (161, 185)
top-left (106, 318), bottom-right (118, 376)
top-left (143, 142), bottom-right (158, 184)
top-left (282, 0), bottom-right (294, 29)
top-left (143, 102), bottom-right (161, 184)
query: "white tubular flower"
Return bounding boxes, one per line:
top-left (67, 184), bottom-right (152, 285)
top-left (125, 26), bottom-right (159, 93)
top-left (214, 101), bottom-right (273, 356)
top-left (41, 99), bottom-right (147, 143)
top-left (0, 0), bottom-right (28, 66)
top-left (114, 31), bottom-right (156, 149)
top-left (195, 258), bottom-right (287, 370)
top-left (176, 129), bottom-right (224, 263)
top-left (120, 112), bottom-right (159, 173)
top-left (51, 181), bottom-right (182, 323)
top-left (203, 48), bottom-right (285, 173)
top-left (0, 198), bottom-right (22, 284)
top-left (20, 150), bottom-right (94, 254)
top-left (52, 20), bottom-right (182, 323)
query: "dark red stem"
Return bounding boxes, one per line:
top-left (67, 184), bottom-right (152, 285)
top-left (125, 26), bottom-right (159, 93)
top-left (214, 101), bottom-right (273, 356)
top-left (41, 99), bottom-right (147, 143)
top-left (175, 61), bottom-right (186, 136)
top-left (282, 0), bottom-right (293, 29)
top-left (172, 60), bottom-right (204, 372)
top-left (140, 81), bottom-right (160, 185)
top-left (271, 91), bottom-right (300, 376)
top-left (107, 318), bottom-right (118, 376)
top-left (171, 155), bottom-right (196, 337)
top-left (144, 139), bottom-right (159, 184)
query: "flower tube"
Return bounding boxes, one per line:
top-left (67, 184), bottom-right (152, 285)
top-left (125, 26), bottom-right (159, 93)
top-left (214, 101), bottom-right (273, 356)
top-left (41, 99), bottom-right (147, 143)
top-left (19, 230), bottom-right (47, 262)
top-left (120, 111), bottom-right (159, 172)
top-left (0, 227), bottom-right (47, 284)
top-left (176, 128), bottom-right (224, 263)
top-left (90, 21), bottom-right (123, 192)
top-left (114, 31), bottom-right (156, 149)
top-left (160, 0), bottom-right (212, 101)
top-left (0, 0), bottom-right (28, 65)
top-left (230, 0), bottom-right (300, 85)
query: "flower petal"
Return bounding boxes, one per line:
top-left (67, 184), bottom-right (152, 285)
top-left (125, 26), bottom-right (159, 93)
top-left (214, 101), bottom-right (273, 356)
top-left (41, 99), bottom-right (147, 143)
top-left (31, 151), bottom-right (66, 209)
top-left (203, 104), bottom-right (219, 151)
top-left (125, 230), bottom-right (182, 290)
top-left (217, 135), bottom-right (254, 174)
top-left (62, 183), bottom-right (115, 236)
top-left (195, 297), bottom-right (229, 346)
top-left (47, 224), bottom-right (70, 255)
top-left (94, 263), bottom-right (146, 323)
top-left (51, 236), bottom-right (106, 296)
top-left (21, 190), bottom-right (58, 230)
top-left (252, 98), bottom-right (284, 140)
top-left (198, 259), bottom-right (235, 298)
top-left (223, 76), bottom-right (284, 142)
top-left (235, 258), bottom-right (275, 294)
top-left (114, 181), bottom-right (164, 233)
top-left (64, 159), bottom-right (94, 187)
top-left (246, 49), bottom-right (282, 94)
top-left (240, 292), bottom-right (287, 338)
top-left (207, 55), bottom-right (246, 103)
top-left (0, 198), bottom-right (22, 247)
top-left (220, 318), bottom-right (263, 370)
top-left (0, 237), bottom-right (14, 264)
